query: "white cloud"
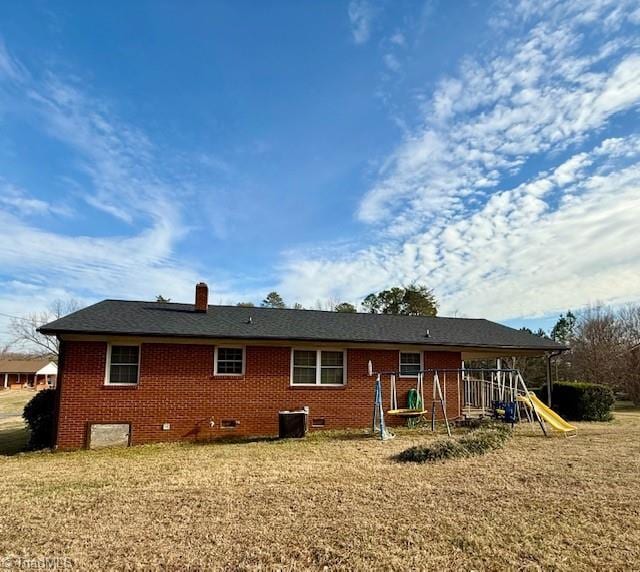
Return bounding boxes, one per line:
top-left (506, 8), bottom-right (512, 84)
top-left (0, 56), bottom-right (196, 296)
top-left (277, 0), bottom-right (640, 320)
top-left (280, 137), bottom-right (640, 318)
top-left (383, 53), bottom-right (402, 73)
top-left (390, 32), bottom-right (406, 47)
top-left (26, 76), bottom-right (172, 224)
top-left (348, 0), bottom-right (374, 45)
top-left (0, 182), bottom-right (72, 217)
top-left (0, 209), bottom-right (197, 300)
top-left (0, 39), bottom-right (26, 83)
top-left (0, 39), bottom-right (247, 341)
top-left (359, 8), bottom-right (640, 225)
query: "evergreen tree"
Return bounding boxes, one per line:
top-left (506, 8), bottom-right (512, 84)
top-left (334, 302), bottom-right (357, 313)
top-left (261, 291), bottom-right (286, 308)
top-left (361, 284), bottom-right (438, 316)
top-left (551, 311), bottom-right (576, 344)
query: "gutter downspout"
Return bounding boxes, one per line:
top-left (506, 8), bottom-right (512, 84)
top-left (546, 350), bottom-right (564, 407)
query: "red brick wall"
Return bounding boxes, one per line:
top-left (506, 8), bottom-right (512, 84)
top-left (55, 341), bottom-right (462, 450)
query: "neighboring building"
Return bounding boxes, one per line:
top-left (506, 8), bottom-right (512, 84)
top-left (0, 358), bottom-right (58, 390)
top-left (39, 283), bottom-right (565, 450)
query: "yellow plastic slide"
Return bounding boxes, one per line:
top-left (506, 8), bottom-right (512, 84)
top-left (518, 392), bottom-right (577, 434)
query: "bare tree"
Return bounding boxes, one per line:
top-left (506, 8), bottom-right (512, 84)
top-left (619, 305), bottom-right (640, 404)
top-left (626, 343), bottom-right (640, 404)
top-left (313, 297), bottom-right (340, 311)
top-left (9, 298), bottom-right (82, 359)
top-left (513, 305), bottom-right (640, 395)
top-left (570, 306), bottom-right (623, 387)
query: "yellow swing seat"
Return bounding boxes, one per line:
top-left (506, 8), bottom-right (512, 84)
top-left (386, 408), bottom-right (427, 417)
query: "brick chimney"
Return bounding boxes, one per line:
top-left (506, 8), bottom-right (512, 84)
top-left (195, 282), bottom-right (209, 312)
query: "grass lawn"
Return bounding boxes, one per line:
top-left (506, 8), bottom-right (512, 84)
top-left (0, 411), bottom-right (639, 570)
top-left (0, 389), bottom-right (36, 416)
top-left (0, 390), bottom-right (33, 456)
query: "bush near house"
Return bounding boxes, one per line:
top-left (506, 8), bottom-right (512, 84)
top-left (22, 388), bottom-right (56, 450)
top-left (536, 381), bottom-right (614, 422)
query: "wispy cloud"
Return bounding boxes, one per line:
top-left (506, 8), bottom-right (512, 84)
top-left (390, 32), bottom-right (406, 47)
top-left (26, 75), bottom-right (175, 224)
top-left (0, 182), bottom-right (72, 217)
top-left (279, 0), bottom-right (640, 319)
top-left (0, 39), bottom-right (242, 331)
top-left (0, 38), bottom-right (26, 82)
top-left (383, 53), bottom-right (402, 73)
top-left (348, 0), bottom-right (375, 45)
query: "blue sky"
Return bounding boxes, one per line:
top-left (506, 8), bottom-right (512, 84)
top-left (1, 0), bottom-right (639, 345)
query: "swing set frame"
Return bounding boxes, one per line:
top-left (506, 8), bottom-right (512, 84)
top-left (368, 361), bottom-right (452, 441)
top-left (368, 361), bottom-right (546, 441)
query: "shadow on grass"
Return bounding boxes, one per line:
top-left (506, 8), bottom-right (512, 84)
top-left (614, 400), bottom-right (640, 412)
top-left (0, 423), bottom-right (29, 456)
top-left (186, 429), bottom-right (377, 447)
top-left (188, 434), bottom-right (281, 447)
top-left (312, 431), bottom-right (372, 442)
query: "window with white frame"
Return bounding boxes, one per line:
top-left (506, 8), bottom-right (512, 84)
top-left (399, 351), bottom-right (421, 377)
top-left (291, 349), bottom-right (345, 386)
top-left (106, 345), bottom-right (140, 385)
top-left (214, 347), bottom-right (245, 375)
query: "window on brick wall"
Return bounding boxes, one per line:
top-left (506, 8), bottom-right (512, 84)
top-left (214, 347), bottom-right (245, 375)
top-left (291, 349), bottom-right (346, 386)
top-left (399, 351), bottom-right (422, 377)
top-left (106, 345), bottom-right (140, 385)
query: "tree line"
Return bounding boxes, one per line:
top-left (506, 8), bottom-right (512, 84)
top-left (517, 305), bottom-right (640, 404)
top-left (239, 284), bottom-right (439, 316)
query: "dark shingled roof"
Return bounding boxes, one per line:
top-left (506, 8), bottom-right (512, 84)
top-left (39, 300), bottom-right (566, 352)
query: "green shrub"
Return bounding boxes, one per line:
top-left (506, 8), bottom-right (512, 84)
top-left (22, 389), bottom-right (56, 450)
top-left (396, 424), bottom-right (511, 463)
top-left (532, 385), bottom-right (549, 403)
top-left (550, 381), bottom-right (614, 421)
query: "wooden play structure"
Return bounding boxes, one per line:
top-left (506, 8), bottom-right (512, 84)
top-left (368, 361), bottom-right (576, 440)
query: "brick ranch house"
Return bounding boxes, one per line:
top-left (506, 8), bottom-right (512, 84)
top-left (0, 358), bottom-right (57, 390)
top-left (39, 283), bottom-right (564, 450)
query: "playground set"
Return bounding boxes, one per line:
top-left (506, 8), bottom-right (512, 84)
top-left (367, 360), bottom-right (576, 441)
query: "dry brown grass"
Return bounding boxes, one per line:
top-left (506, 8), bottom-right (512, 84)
top-left (1, 412), bottom-right (639, 571)
top-left (0, 389), bottom-right (34, 416)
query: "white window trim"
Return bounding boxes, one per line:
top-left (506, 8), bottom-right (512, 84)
top-left (214, 345), bottom-right (246, 376)
top-left (290, 348), bottom-right (347, 387)
top-left (104, 343), bottom-right (141, 386)
top-left (398, 350), bottom-right (423, 378)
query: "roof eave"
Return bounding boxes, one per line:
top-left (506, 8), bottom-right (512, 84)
top-left (43, 328), bottom-right (568, 352)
